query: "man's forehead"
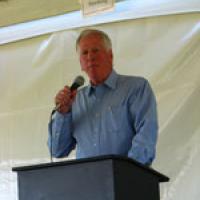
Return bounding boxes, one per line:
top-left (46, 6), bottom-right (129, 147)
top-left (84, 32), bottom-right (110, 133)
top-left (80, 33), bottom-right (102, 42)
top-left (79, 35), bottom-right (104, 47)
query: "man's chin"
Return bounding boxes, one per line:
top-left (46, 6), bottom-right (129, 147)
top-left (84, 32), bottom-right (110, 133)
top-left (88, 74), bottom-right (100, 85)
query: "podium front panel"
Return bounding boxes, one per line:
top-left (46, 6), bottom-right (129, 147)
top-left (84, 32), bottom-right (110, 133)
top-left (17, 160), bottom-right (115, 200)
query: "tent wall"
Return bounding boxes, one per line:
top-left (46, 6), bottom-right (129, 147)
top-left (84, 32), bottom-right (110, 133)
top-left (0, 12), bottom-right (200, 200)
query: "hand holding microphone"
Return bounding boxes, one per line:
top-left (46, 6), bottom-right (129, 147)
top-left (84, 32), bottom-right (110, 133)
top-left (55, 86), bottom-right (74, 113)
top-left (54, 76), bottom-right (85, 114)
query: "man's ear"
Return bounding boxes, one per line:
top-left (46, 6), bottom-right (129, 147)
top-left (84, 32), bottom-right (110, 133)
top-left (110, 51), bottom-right (113, 58)
top-left (109, 49), bottom-right (113, 63)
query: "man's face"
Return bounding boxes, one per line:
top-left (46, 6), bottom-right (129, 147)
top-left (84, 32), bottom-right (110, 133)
top-left (78, 33), bottom-right (113, 85)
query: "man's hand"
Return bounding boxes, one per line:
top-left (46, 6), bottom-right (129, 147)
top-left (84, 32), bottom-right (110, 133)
top-left (55, 86), bottom-right (77, 114)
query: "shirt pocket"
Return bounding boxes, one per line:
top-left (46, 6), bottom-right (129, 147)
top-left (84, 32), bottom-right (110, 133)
top-left (103, 104), bottom-right (127, 132)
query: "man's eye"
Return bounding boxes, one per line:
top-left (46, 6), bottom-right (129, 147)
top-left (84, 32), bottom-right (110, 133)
top-left (81, 51), bottom-right (88, 55)
top-left (93, 48), bottom-right (99, 53)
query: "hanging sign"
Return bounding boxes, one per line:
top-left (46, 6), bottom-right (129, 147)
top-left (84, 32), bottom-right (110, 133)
top-left (80, 0), bottom-right (115, 16)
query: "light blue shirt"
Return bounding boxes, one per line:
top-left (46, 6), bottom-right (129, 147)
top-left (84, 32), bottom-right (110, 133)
top-left (48, 70), bottom-right (158, 165)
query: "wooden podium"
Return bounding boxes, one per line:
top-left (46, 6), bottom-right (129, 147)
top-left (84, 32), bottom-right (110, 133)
top-left (13, 155), bottom-right (169, 200)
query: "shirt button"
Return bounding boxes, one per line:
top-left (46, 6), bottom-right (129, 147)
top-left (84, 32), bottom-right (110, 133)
top-left (94, 143), bottom-right (97, 146)
top-left (55, 132), bottom-right (60, 137)
top-left (95, 113), bottom-right (100, 117)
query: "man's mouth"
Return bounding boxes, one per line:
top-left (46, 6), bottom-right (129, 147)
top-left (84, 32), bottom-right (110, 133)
top-left (88, 64), bottom-right (98, 68)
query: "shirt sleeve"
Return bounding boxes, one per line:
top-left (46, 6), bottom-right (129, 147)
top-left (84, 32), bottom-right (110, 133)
top-left (48, 111), bottom-right (76, 158)
top-left (127, 79), bottom-right (158, 165)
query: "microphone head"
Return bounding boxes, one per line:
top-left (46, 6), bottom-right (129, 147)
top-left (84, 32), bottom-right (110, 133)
top-left (74, 75), bottom-right (85, 86)
top-left (70, 75), bottom-right (85, 91)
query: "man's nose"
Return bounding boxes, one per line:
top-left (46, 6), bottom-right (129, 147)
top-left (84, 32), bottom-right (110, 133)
top-left (87, 51), bottom-right (95, 60)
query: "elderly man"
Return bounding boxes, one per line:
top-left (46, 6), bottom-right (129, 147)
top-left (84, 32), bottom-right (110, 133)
top-left (48, 29), bottom-right (158, 165)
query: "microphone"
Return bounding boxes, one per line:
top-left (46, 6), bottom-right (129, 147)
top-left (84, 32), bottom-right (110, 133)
top-left (53, 75), bottom-right (85, 112)
top-left (70, 75), bottom-right (85, 91)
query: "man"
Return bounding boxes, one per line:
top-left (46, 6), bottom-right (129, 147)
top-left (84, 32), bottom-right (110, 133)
top-left (48, 29), bottom-right (158, 165)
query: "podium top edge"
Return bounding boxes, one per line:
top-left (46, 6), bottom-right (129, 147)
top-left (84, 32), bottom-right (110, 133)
top-left (12, 155), bottom-right (169, 182)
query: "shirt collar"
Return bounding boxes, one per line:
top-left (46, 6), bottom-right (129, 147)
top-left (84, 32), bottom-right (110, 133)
top-left (87, 69), bottom-right (118, 96)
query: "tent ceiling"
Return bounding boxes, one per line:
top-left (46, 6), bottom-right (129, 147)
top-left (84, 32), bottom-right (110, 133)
top-left (0, 0), bottom-right (80, 27)
top-left (0, 0), bottom-right (123, 28)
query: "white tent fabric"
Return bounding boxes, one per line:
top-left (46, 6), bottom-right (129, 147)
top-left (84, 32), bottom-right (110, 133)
top-left (0, 0), bottom-right (200, 45)
top-left (0, 1), bottom-right (200, 200)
